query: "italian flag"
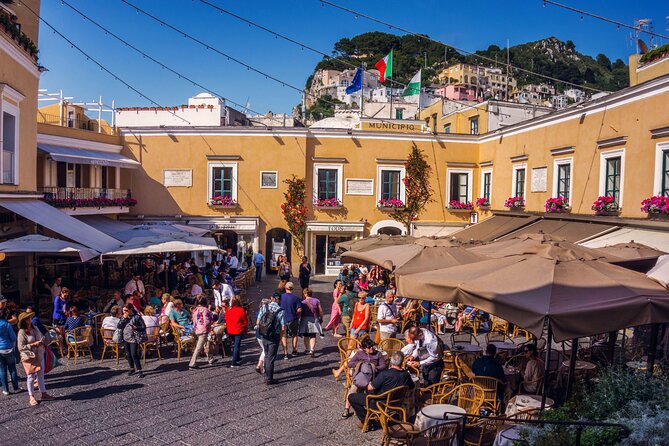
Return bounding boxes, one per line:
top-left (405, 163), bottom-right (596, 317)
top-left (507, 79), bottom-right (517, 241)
top-left (402, 69), bottom-right (421, 96)
top-left (374, 50), bottom-right (393, 83)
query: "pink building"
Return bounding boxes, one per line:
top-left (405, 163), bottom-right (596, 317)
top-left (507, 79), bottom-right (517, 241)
top-left (434, 84), bottom-right (480, 102)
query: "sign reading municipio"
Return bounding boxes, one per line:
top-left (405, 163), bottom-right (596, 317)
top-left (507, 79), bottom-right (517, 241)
top-left (360, 121), bottom-right (425, 133)
top-left (163, 169), bottom-right (193, 187)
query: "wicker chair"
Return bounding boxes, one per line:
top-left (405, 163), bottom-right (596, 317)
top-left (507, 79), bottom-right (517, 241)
top-left (513, 325), bottom-right (531, 341)
top-left (92, 313), bottom-right (110, 345)
top-left (100, 328), bottom-right (121, 364)
top-left (438, 383), bottom-right (486, 416)
top-left (485, 332), bottom-right (510, 344)
top-left (158, 320), bottom-right (171, 348)
top-left (463, 416), bottom-right (502, 446)
top-left (471, 376), bottom-right (504, 414)
top-left (338, 336), bottom-right (361, 365)
top-left (418, 380), bottom-right (457, 407)
top-left (362, 385), bottom-right (409, 433)
top-left (379, 338), bottom-right (405, 356)
top-left (45, 325), bottom-right (64, 357)
top-left (442, 352), bottom-right (458, 381)
top-left (171, 326), bottom-right (194, 361)
top-left (380, 402), bottom-right (462, 446)
top-left (142, 326), bottom-right (161, 363)
top-left (451, 332), bottom-right (478, 346)
top-left (489, 316), bottom-right (509, 336)
top-left (66, 326), bottom-right (93, 363)
top-left (454, 355), bottom-right (476, 383)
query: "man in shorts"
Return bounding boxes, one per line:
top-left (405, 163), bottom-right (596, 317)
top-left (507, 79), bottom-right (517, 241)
top-left (280, 282), bottom-right (302, 359)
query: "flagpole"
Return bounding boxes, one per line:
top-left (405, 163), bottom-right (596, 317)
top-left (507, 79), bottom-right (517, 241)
top-left (389, 84), bottom-right (393, 119)
top-left (360, 63), bottom-right (365, 119)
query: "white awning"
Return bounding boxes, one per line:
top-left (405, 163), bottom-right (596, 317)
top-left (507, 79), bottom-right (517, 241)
top-left (38, 144), bottom-right (140, 169)
top-left (0, 199), bottom-right (121, 253)
top-left (580, 227), bottom-right (669, 253)
top-left (0, 235), bottom-right (99, 262)
top-left (648, 255), bottom-right (669, 287)
top-left (105, 235), bottom-right (219, 256)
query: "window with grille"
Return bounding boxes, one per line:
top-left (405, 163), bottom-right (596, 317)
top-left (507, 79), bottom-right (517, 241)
top-left (482, 172), bottom-right (491, 200)
top-left (212, 166), bottom-right (233, 198)
top-left (605, 157), bottom-right (621, 202)
top-left (380, 170), bottom-right (401, 200)
top-left (449, 173), bottom-right (469, 202)
top-left (317, 169), bottom-right (338, 200)
top-left (557, 163), bottom-right (571, 201)
top-left (515, 168), bottom-right (526, 198)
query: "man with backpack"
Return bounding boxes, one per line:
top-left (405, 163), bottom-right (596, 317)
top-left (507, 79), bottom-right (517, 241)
top-left (257, 294), bottom-right (285, 385)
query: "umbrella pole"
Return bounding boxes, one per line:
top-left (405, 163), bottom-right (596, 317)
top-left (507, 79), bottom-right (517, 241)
top-left (647, 323), bottom-right (659, 377)
top-left (541, 322), bottom-right (552, 411)
top-left (607, 330), bottom-right (617, 365)
top-left (565, 338), bottom-right (578, 402)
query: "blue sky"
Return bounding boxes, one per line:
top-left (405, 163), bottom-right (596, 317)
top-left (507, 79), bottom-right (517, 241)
top-left (37, 0), bottom-right (668, 115)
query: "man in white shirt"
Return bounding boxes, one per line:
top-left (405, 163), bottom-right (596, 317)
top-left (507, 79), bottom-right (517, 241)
top-left (50, 277), bottom-right (62, 298)
top-left (101, 305), bottom-right (122, 330)
top-left (212, 280), bottom-right (234, 309)
top-left (401, 326), bottom-right (445, 386)
top-left (227, 253), bottom-right (239, 278)
top-left (124, 273), bottom-right (145, 297)
top-left (253, 250), bottom-right (265, 283)
top-left (377, 291), bottom-right (399, 341)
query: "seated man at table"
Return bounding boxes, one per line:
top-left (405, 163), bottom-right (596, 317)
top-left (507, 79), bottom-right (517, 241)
top-left (521, 344), bottom-right (544, 393)
top-left (169, 299), bottom-right (193, 336)
top-left (402, 326), bottom-right (445, 386)
top-left (347, 351), bottom-right (414, 430)
top-left (472, 344), bottom-right (506, 400)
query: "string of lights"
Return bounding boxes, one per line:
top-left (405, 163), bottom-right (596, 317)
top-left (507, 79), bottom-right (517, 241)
top-left (19, 1), bottom-right (192, 125)
top-left (318, 0), bottom-right (607, 93)
top-left (58, 0), bottom-right (271, 121)
top-left (542, 0), bottom-right (669, 41)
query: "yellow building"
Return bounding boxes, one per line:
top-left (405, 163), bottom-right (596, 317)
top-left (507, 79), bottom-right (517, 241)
top-left (437, 63), bottom-right (517, 100)
top-left (37, 102), bottom-right (114, 135)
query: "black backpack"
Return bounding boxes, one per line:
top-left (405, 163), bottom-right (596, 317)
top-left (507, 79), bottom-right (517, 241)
top-left (258, 305), bottom-right (282, 339)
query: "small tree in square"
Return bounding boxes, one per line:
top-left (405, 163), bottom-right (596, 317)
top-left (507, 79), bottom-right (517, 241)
top-left (390, 144), bottom-right (434, 232)
top-left (280, 175), bottom-right (307, 255)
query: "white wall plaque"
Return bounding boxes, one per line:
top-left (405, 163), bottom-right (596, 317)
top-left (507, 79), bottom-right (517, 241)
top-left (260, 171), bottom-right (278, 188)
top-left (346, 178), bottom-right (374, 195)
top-left (531, 167), bottom-right (547, 192)
top-left (163, 169), bottom-right (193, 187)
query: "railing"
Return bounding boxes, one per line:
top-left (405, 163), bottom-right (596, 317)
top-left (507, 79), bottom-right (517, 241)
top-left (37, 113), bottom-right (109, 134)
top-left (450, 412), bottom-right (630, 446)
top-left (39, 187), bottom-right (130, 200)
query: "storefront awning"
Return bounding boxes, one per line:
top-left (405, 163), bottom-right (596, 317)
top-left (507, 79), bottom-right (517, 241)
top-left (499, 219), bottom-right (617, 243)
top-left (0, 199), bottom-right (121, 253)
top-left (37, 144), bottom-right (140, 169)
top-left (581, 227), bottom-right (669, 253)
top-left (449, 215), bottom-right (540, 242)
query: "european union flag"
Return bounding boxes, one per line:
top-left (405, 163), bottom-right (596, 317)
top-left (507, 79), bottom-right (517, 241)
top-left (345, 66), bottom-right (363, 94)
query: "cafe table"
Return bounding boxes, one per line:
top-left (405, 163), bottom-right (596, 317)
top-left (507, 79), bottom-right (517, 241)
top-left (450, 344), bottom-right (483, 354)
top-left (505, 395), bottom-right (554, 416)
top-left (493, 425), bottom-right (522, 446)
top-left (414, 404), bottom-right (466, 431)
top-left (489, 341), bottom-right (517, 353)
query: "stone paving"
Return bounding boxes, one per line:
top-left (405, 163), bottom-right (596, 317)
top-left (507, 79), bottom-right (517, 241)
top-left (1, 276), bottom-right (381, 446)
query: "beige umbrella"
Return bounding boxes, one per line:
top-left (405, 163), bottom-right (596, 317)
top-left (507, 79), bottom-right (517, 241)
top-left (340, 238), bottom-right (485, 275)
top-left (336, 234), bottom-right (416, 253)
top-left (397, 242), bottom-right (669, 342)
top-left (594, 241), bottom-right (666, 261)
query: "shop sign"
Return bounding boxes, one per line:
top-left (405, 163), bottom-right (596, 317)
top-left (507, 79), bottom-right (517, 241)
top-left (163, 169), bottom-right (193, 187)
top-left (328, 225), bottom-right (346, 232)
top-left (327, 258), bottom-right (342, 267)
top-left (360, 121), bottom-right (425, 133)
top-left (208, 223), bottom-right (256, 231)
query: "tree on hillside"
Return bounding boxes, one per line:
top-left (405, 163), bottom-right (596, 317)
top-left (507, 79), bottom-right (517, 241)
top-left (390, 144), bottom-right (434, 232)
top-left (307, 95), bottom-right (343, 121)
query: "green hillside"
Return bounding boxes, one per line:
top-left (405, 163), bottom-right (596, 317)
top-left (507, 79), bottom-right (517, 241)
top-left (310, 32), bottom-right (629, 92)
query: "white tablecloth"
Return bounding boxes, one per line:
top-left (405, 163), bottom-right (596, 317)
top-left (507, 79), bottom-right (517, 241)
top-left (414, 404), bottom-right (466, 431)
top-left (505, 395), bottom-right (554, 416)
top-left (493, 425), bottom-right (521, 446)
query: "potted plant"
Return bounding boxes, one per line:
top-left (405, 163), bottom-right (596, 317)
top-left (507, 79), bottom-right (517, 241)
top-left (641, 195), bottom-right (669, 218)
top-left (545, 197), bottom-right (570, 213)
top-left (448, 200), bottom-right (474, 211)
top-left (209, 195), bottom-right (238, 208)
top-left (313, 197), bottom-right (342, 208)
top-left (592, 196), bottom-right (620, 216)
top-left (476, 197), bottom-right (490, 210)
top-left (377, 197), bottom-right (405, 210)
top-left (504, 196), bottom-right (525, 210)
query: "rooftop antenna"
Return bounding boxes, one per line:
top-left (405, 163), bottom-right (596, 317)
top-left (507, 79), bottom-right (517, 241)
top-left (634, 18), bottom-right (654, 52)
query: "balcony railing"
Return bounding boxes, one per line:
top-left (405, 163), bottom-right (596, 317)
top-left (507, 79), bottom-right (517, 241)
top-left (38, 113), bottom-right (106, 133)
top-left (38, 187), bottom-right (136, 209)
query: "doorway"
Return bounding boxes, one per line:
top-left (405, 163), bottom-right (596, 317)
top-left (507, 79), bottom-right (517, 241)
top-left (315, 235), bottom-right (327, 275)
top-left (265, 228), bottom-right (291, 273)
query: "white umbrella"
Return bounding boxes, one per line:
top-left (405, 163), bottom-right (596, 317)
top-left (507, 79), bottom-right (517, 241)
top-left (0, 234), bottom-right (100, 262)
top-left (105, 235), bottom-right (220, 256)
top-left (648, 254), bottom-right (669, 287)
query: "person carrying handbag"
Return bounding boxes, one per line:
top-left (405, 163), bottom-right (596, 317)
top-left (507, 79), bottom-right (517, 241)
top-left (17, 312), bottom-right (55, 406)
top-left (118, 304), bottom-right (146, 378)
top-left (298, 288), bottom-right (324, 358)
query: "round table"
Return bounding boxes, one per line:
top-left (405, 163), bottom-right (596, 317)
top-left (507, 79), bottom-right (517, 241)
top-left (626, 360), bottom-right (648, 371)
top-left (489, 341), bottom-right (517, 352)
top-left (494, 425), bottom-right (521, 446)
top-left (505, 395), bottom-right (554, 416)
top-left (415, 404), bottom-right (466, 431)
top-left (561, 360), bottom-right (596, 371)
top-left (450, 344), bottom-right (483, 353)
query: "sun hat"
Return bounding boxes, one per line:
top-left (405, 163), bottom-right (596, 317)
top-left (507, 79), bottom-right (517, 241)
top-left (18, 311), bottom-right (34, 327)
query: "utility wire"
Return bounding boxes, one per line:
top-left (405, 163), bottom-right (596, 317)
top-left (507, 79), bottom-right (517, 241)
top-left (18, 1), bottom-right (192, 125)
top-left (318, 0), bottom-right (607, 93)
top-left (119, 0), bottom-right (406, 124)
top-left (543, 0), bottom-right (669, 41)
top-left (58, 0), bottom-right (271, 121)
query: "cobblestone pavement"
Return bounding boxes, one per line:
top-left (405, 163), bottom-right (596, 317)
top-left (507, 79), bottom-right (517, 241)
top-left (1, 276), bottom-right (381, 446)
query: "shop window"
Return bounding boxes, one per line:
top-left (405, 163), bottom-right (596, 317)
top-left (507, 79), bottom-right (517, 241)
top-left (208, 162), bottom-right (238, 201)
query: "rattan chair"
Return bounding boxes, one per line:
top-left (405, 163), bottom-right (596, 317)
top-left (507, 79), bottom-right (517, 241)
top-left (513, 325), bottom-right (531, 341)
top-left (142, 325), bottom-right (161, 363)
top-left (379, 338), bottom-right (405, 356)
top-left (451, 332), bottom-right (478, 346)
top-left (92, 313), bottom-right (110, 345)
top-left (66, 326), bottom-right (93, 363)
top-left (471, 376), bottom-right (504, 414)
top-left (362, 385), bottom-right (409, 433)
top-left (100, 328), bottom-right (121, 364)
top-left (463, 416), bottom-right (502, 446)
top-left (380, 401), bottom-right (462, 446)
top-left (454, 355), bottom-right (476, 383)
top-left (489, 315), bottom-right (509, 336)
top-left (485, 332), bottom-right (510, 344)
top-left (338, 336), bottom-right (361, 365)
top-left (45, 325), bottom-right (64, 357)
top-left (438, 383), bottom-right (486, 416)
top-left (418, 380), bottom-right (457, 407)
top-left (171, 326), bottom-right (194, 361)
top-left (442, 352), bottom-right (458, 381)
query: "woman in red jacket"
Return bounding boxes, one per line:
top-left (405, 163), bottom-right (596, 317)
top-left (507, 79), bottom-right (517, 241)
top-left (225, 296), bottom-right (248, 367)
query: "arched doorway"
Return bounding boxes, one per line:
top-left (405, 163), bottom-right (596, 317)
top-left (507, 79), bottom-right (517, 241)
top-left (369, 220), bottom-right (407, 236)
top-left (265, 228), bottom-right (292, 274)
